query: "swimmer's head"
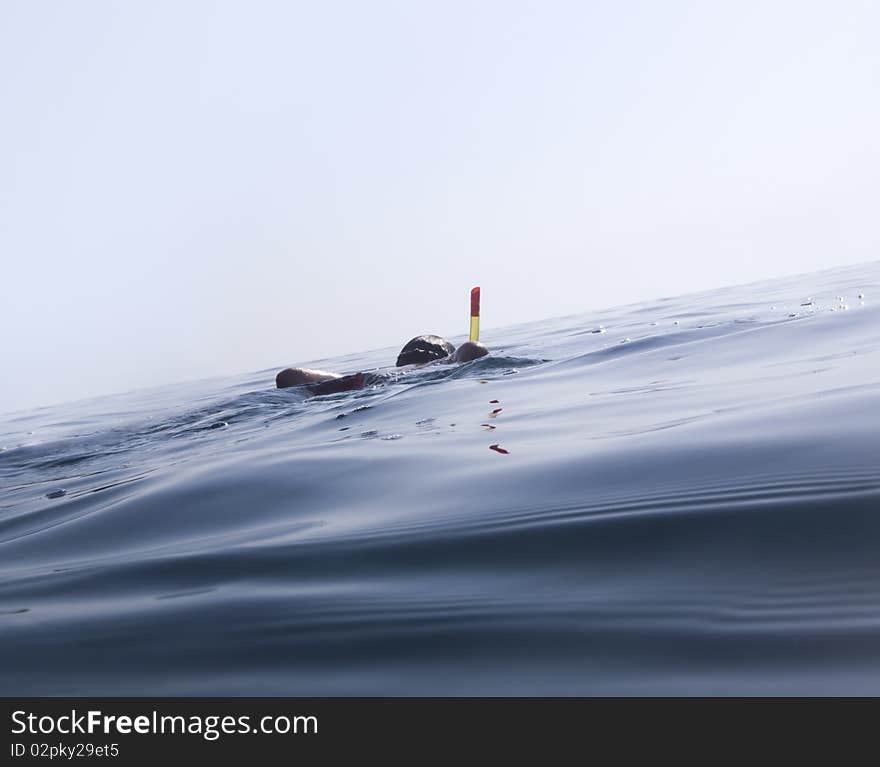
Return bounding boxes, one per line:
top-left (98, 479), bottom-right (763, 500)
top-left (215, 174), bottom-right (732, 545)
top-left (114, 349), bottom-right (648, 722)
top-left (396, 335), bottom-right (456, 366)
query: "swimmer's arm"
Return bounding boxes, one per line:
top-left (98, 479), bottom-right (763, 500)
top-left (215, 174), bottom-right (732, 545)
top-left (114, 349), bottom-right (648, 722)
top-left (431, 341), bottom-right (490, 366)
top-left (307, 372), bottom-right (367, 395)
top-left (276, 367), bottom-right (341, 389)
top-left (450, 341), bottom-right (489, 363)
top-left (276, 367), bottom-right (368, 395)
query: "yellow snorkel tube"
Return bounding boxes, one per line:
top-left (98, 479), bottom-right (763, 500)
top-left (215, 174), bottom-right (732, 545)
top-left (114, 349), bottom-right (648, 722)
top-left (470, 286), bottom-right (481, 342)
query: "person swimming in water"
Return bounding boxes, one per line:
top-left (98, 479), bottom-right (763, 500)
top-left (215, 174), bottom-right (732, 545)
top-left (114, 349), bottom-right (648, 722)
top-left (275, 334), bottom-right (489, 395)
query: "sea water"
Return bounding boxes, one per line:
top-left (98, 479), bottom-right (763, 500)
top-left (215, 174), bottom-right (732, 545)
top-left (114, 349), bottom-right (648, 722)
top-left (1, 261), bottom-right (879, 694)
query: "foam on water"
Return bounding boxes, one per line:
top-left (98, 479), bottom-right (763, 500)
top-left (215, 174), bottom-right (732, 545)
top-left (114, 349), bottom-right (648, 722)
top-left (2, 261), bottom-right (880, 694)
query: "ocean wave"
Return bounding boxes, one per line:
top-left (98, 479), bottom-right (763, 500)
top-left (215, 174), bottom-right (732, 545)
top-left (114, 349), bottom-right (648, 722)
top-left (2, 261), bottom-right (880, 694)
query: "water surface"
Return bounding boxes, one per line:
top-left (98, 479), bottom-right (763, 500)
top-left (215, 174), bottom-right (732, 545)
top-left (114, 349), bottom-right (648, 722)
top-left (2, 262), bottom-right (879, 694)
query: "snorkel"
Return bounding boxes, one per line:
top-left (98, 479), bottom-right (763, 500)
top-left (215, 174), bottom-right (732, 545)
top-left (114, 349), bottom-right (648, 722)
top-left (470, 286), bottom-right (480, 342)
top-left (449, 286), bottom-right (489, 363)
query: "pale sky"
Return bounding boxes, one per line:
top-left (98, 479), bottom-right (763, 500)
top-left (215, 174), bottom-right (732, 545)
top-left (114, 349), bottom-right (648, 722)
top-left (2, 1), bottom-right (878, 413)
